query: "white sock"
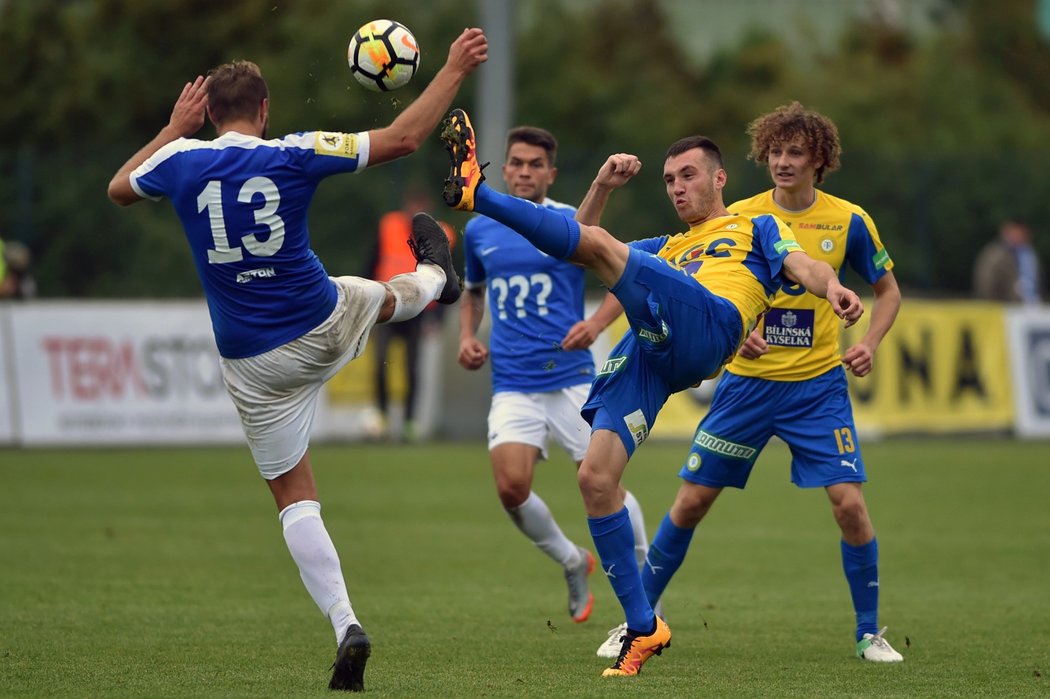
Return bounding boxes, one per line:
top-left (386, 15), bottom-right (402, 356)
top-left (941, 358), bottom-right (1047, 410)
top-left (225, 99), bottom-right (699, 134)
top-left (505, 491), bottom-right (581, 568)
top-left (386, 265), bottom-right (445, 322)
top-left (623, 489), bottom-right (649, 569)
top-left (279, 500), bottom-right (360, 644)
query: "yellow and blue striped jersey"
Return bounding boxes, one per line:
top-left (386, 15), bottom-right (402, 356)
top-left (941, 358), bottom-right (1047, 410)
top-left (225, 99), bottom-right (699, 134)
top-left (633, 213), bottom-right (803, 340)
top-left (726, 189), bottom-right (893, 381)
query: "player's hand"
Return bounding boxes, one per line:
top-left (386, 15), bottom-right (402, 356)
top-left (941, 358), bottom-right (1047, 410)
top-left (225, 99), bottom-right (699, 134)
top-left (841, 342), bottom-right (875, 377)
top-left (169, 75), bottom-right (209, 138)
top-left (736, 329), bottom-right (768, 359)
top-left (561, 319), bottom-right (601, 351)
top-left (446, 28), bottom-right (488, 74)
top-left (458, 336), bottom-right (489, 370)
top-left (827, 283), bottom-right (864, 328)
top-left (594, 154), bottom-right (642, 190)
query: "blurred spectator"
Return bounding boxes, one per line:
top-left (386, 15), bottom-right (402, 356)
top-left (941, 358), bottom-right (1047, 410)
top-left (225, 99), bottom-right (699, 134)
top-left (973, 217), bottom-right (1043, 304)
top-left (0, 238), bottom-right (36, 300)
top-left (366, 187), bottom-right (456, 441)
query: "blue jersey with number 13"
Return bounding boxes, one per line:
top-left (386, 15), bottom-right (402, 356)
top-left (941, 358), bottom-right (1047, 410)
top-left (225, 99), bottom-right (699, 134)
top-left (130, 129), bottom-right (371, 359)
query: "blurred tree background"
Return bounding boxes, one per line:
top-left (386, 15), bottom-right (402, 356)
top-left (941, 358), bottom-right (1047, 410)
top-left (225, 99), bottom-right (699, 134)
top-left (1, 0), bottom-right (1048, 298)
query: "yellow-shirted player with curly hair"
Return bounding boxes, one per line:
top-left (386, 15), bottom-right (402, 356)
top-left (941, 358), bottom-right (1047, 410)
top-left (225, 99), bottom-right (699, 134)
top-left (623, 102), bottom-right (905, 663)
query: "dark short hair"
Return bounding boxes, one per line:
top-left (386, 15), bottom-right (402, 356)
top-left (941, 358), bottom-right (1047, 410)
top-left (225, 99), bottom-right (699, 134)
top-left (506, 126), bottom-right (558, 165)
top-left (665, 136), bottom-right (724, 169)
top-left (206, 60), bottom-right (269, 127)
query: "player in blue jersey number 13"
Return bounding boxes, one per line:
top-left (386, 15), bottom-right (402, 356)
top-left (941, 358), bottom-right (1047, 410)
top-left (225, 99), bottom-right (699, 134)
top-left (458, 126), bottom-right (652, 626)
top-left (441, 107), bottom-right (864, 678)
top-left (107, 29), bottom-right (487, 692)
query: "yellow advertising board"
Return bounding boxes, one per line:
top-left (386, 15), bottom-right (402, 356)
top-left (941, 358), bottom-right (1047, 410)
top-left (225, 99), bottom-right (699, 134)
top-left (844, 300), bottom-right (1013, 434)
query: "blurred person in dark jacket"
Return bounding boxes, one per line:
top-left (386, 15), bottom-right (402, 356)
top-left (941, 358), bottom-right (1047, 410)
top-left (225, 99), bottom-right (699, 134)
top-left (973, 217), bottom-right (1043, 304)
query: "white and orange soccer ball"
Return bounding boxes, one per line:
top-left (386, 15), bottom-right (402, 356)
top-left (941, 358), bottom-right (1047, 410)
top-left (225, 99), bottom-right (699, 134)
top-left (347, 19), bottom-right (420, 92)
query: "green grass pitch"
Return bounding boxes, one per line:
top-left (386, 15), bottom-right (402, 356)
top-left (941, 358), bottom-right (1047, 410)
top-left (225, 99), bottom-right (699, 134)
top-left (3, 438), bottom-right (1049, 697)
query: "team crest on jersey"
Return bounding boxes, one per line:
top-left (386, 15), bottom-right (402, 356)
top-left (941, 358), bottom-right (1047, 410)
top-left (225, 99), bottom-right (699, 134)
top-left (686, 453), bottom-right (702, 472)
top-left (821, 238), bottom-right (834, 252)
top-left (314, 131), bottom-right (359, 158)
top-left (624, 409), bottom-right (649, 448)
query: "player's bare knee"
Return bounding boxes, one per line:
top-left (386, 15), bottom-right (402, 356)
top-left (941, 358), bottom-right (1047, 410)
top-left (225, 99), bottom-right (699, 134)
top-left (376, 283), bottom-right (397, 323)
top-left (833, 497), bottom-right (870, 533)
top-left (496, 481), bottom-right (530, 509)
top-left (576, 465), bottom-right (616, 503)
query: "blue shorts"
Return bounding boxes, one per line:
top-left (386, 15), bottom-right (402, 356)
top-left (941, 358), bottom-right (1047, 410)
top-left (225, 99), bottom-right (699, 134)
top-left (583, 247), bottom-right (741, 456)
top-left (679, 365), bottom-right (866, 489)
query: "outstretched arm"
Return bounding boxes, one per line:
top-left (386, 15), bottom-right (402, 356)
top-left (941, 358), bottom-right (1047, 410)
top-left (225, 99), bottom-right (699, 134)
top-left (107, 76), bottom-right (210, 206)
top-left (575, 153), bottom-right (642, 226)
top-left (368, 28), bottom-right (488, 166)
top-left (782, 251), bottom-right (864, 327)
top-left (841, 271), bottom-right (901, 376)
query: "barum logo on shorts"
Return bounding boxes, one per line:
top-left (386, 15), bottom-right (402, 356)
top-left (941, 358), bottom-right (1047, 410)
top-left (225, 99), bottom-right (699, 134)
top-left (693, 429), bottom-right (756, 460)
top-left (597, 356), bottom-right (627, 376)
top-left (624, 409), bottom-right (649, 448)
top-left (637, 321), bottom-right (669, 344)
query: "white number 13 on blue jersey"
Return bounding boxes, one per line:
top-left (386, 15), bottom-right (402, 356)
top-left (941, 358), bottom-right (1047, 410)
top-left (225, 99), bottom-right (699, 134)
top-left (197, 177), bottom-right (286, 264)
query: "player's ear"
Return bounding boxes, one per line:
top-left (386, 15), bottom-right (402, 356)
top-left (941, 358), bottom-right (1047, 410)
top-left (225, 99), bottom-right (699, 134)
top-left (547, 166), bottom-right (558, 184)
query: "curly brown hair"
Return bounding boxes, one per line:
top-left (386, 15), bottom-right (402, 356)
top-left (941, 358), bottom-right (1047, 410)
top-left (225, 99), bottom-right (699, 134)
top-left (746, 102), bottom-right (841, 185)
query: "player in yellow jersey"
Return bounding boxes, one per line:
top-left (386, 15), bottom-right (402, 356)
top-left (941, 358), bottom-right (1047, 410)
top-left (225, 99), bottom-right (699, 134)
top-left (620, 102), bottom-right (905, 663)
top-left (440, 108), bottom-right (865, 677)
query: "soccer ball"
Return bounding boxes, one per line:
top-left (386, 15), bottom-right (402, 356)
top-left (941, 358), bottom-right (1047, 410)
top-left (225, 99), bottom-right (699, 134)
top-left (347, 19), bottom-right (420, 92)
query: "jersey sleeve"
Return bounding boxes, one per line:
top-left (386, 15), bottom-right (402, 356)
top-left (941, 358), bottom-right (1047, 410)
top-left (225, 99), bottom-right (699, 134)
top-left (129, 138), bottom-right (188, 201)
top-left (462, 219), bottom-right (486, 290)
top-left (844, 209), bottom-right (893, 285)
top-left (285, 131), bottom-right (371, 180)
top-left (628, 235), bottom-right (669, 255)
top-left (752, 214), bottom-right (803, 284)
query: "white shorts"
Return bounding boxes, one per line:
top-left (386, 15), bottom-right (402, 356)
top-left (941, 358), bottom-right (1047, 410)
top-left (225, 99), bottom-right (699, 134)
top-left (220, 276), bottom-right (388, 479)
top-left (487, 384), bottom-right (592, 462)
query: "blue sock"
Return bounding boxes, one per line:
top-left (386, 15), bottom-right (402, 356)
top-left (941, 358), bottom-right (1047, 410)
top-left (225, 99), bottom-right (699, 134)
top-left (474, 183), bottom-right (581, 259)
top-left (589, 507), bottom-right (654, 633)
top-left (642, 513), bottom-right (696, 608)
top-left (841, 538), bottom-right (879, 640)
